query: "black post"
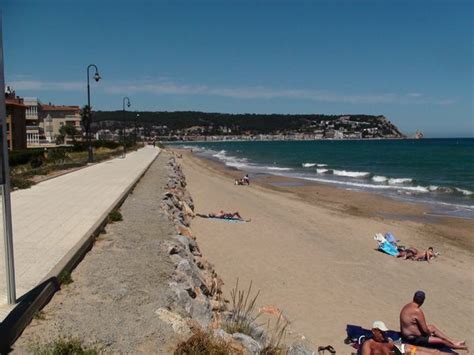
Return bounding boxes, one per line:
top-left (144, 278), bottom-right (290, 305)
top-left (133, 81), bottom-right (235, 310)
top-left (86, 64), bottom-right (100, 162)
top-left (122, 97), bottom-right (130, 155)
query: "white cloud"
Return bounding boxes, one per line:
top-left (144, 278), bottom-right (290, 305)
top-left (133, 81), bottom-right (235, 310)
top-left (8, 80), bottom-right (84, 91)
top-left (7, 79), bottom-right (455, 105)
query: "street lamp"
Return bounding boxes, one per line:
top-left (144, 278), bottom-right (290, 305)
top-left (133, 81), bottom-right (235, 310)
top-left (136, 113), bottom-right (140, 144)
top-left (86, 64), bottom-right (101, 162)
top-left (122, 97), bottom-right (131, 154)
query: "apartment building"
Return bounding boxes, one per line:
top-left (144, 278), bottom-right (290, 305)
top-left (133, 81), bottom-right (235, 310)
top-left (5, 90), bottom-right (27, 150)
top-left (23, 97), bottom-right (41, 147)
top-left (39, 104), bottom-right (82, 143)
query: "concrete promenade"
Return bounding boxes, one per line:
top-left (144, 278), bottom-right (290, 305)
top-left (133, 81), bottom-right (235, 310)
top-left (0, 146), bottom-right (159, 321)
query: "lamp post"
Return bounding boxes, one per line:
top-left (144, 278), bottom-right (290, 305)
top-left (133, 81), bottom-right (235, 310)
top-left (122, 97), bottom-right (131, 154)
top-left (0, 14), bottom-right (16, 305)
top-left (136, 113), bottom-right (140, 144)
top-left (86, 64), bottom-right (101, 162)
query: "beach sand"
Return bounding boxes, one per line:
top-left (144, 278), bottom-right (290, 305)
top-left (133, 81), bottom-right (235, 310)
top-left (177, 149), bottom-right (474, 352)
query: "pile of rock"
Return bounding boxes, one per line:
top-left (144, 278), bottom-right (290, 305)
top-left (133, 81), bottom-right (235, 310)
top-left (160, 155), bottom-right (316, 354)
top-left (160, 156), bottom-right (223, 328)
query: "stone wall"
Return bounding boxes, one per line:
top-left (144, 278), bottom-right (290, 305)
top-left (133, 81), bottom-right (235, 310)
top-left (160, 154), bottom-right (316, 355)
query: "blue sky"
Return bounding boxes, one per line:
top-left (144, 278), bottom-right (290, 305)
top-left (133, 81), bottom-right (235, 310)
top-left (2, 0), bottom-right (473, 137)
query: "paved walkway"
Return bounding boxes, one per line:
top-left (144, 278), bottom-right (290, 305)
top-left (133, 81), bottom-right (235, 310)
top-left (0, 146), bottom-right (159, 321)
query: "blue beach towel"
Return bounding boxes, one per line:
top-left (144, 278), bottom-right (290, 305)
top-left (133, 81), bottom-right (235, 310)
top-left (207, 217), bottom-right (246, 223)
top-left (379, 241), bottom-right (399, 256)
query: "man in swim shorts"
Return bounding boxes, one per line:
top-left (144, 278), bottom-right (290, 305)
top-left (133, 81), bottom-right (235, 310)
top-left (400, 291), bottom-right (467, 350)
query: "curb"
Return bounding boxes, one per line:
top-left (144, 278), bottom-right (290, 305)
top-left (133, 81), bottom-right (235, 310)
top-left (0, 148), bottom-right (161, 353)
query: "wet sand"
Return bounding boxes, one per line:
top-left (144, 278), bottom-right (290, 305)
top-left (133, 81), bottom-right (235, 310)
top-left (177, 149), bottom-right (473, 351)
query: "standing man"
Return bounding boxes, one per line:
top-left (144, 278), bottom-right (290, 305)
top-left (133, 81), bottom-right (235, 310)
top-left (400, 291), bottom-right (467, 351)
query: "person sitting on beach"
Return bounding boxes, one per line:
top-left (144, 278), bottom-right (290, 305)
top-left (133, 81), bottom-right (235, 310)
top-left (397, 247), bottom-right (436, 262)
top-left (361, 321), bottom-right (397, 355)
top-left (400, 291), bottom-right (468, 351)
top-left (243, 174), bottom-right (250, 185)
top-left (235, 178), bottom-right (245, 185)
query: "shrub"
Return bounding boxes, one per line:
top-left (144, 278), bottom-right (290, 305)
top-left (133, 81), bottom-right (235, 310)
top-left (9, 149), bottom-right (44, 167)
top-left (10, 176), bottom-right (35, 190)
top-left (92, 140), bottom-right (120, 149)
top-left (108, 210), bottom-right (123, 222)
top-left (174, 329), bottom-right (240, 355)
top-left (47, 148), bottom-right (70, 163)
top-left (72, 142), bottom-right (87, 152)
top-left (29, 336), bottom-right (99, 355)
top-left (30, 156), bottom-right (44, 168)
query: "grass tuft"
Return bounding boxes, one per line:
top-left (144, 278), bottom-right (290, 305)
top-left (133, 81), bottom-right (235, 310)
top-left (33, 310), bottom-right (46, 321)
top-left (29, 336), bottom-right (99, 355)
top-left (108, 210), bottom-right (123, 222)
top-left (261, 313), bottom-right (289, 354)
top-left (224, 279), bottom-right (261, 337)
top-left (174, 329), bottom-right (240, 355)
top-left (58, 270), bottom-right (73, 285)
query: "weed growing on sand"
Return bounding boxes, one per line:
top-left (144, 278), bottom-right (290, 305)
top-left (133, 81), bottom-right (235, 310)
top-left (174, 329), bottom-right (241, 355)
top-left (108, 210), bottom-right (123, 222)
top-left (224, 279), bottom-right (261, 337)
top-left (59, 270), bottom-right (73, 285)
top-left (33, 310), bottom-right (46, 321)
top-left (29, 336), bottom-right (99, 355)
top-left (261, 314), bottom-right (289, 354)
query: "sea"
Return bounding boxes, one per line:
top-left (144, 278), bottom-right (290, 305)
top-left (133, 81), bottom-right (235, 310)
top-left (174, 139), bottom-right (474, 219)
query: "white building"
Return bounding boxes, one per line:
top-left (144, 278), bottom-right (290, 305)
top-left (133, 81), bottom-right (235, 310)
top-left (23, 97), bottom-right (41, 147)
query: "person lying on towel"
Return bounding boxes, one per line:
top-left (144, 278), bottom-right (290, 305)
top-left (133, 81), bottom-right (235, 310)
top-left (199, 210), bottom-right (251, 222)
top-left (400, 291), bottom-right (468, 351)
top-left (397, 247), bottom-right (436, 262)
top-left (360, 321), bottom-right (397, 355)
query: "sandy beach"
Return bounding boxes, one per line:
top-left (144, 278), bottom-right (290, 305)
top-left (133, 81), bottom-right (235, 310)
top-left (178, 149), bottom-right (474, 352)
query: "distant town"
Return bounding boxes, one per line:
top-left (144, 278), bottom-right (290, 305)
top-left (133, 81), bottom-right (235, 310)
top-left (5, 88), bottom-right (421, 152)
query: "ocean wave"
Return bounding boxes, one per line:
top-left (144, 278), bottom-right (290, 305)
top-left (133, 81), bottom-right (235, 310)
top-left (209, 149), bottom-right (252, 169)
top-left (372, 175), bottom-right (388, 183)
top-left (388, 178), bottom-right (413, 184)
top-left (302, 163), bottom-right (327, 168)
top-left (212, 150), bottom-right (227, 159)
top-left (264, 166), bottom-right (293, 171)
top-left (455, 187), bottom-right (473, 196)
top-left (333, 170), bottom-right (371, 178)
top-left (300, 176), bottom-right (430, 193)
top-left (316, 168), bottom-right (330, 174)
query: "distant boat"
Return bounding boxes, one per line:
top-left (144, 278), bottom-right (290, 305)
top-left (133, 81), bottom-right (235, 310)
top-left (414, 130), bottom-right (424, 139)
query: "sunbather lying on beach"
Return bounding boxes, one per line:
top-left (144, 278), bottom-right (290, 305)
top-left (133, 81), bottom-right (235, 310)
top-left (397, 247), bottom-right (436, 262)
top-left (360, 322), bottom-right (396, 355)
top-left (197, 211), bottom-right (251, 222)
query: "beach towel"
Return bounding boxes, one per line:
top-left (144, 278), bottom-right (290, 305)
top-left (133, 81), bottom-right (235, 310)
top-left (384, 232), bottom-right (398, 246)
top-left (345, 325), bottom-right (455, 354)
top-left (207, 217), bottom-right (247, 223)
top-left (379, 241), bottom-right (399, 256)
top-left (374, 233), bottom-right (399, 256)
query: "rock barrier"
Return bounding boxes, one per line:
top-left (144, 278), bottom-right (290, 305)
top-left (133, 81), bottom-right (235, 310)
top-left (160, 154), bottom-right (316, 354)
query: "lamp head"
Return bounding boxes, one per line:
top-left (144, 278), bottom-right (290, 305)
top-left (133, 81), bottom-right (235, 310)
top-left (94, 72), bottom-right (101, 82)
top-left (127, 102), bottom-right (131, 108)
